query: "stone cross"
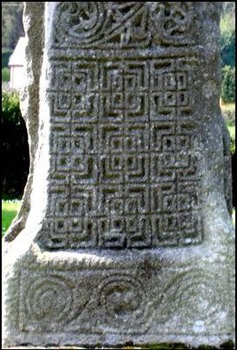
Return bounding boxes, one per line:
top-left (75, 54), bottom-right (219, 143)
top-left (3, 3), bottom-right (235, 349)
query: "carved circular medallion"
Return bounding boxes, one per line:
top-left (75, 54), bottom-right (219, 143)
top-left (149, 2), bottom-right (192, 44)
top-left (54, 2), bottom-right (105, 43)
top-left (98, 274), bottom-right (144, 323)
top-left (25, 275), bottom-right (73, 322)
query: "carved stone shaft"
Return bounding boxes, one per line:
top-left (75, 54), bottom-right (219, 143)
top-left (2, 2), bottom-right (235, 348)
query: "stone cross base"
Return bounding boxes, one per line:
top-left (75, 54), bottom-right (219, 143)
top-left (3, 235), bottom-right (234, 348)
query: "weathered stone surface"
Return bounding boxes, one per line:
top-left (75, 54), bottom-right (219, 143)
top-left (4, 3), bottom-right (45, 242)
top-left (2, 2), bottom-right (235, 349)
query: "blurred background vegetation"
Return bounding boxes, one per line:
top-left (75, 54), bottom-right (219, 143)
top-left (2, 2), bottom-right (24, 72)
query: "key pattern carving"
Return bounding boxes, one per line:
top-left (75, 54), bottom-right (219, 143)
top-left (36, 2), bottom-right (204, 249)
top-left (39, 55), bottom-right (203, 249)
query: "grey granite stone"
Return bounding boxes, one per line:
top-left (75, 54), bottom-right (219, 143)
top-left (4, 3), bottom-right (44, 242)
top-left (2, 2), bottom-right (235, 349)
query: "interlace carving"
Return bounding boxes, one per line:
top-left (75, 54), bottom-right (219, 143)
top-left (53, 2), bottom-right (192, 48)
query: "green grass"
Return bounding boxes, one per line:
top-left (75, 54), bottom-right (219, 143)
top-left (2, 200), bottom-right (21, 236)
top-left (227, 125), bottom-right (235, 139)
top-left (122, 340), bottom-right (234, 349)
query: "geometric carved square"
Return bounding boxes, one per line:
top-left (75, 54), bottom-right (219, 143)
top-left (150, 58), bottom-right (191, 121)
top-left (99, 61), bottom-right (149, 121)
top-left (40, 56), bottom-right (203, 249)
top-left (98, 154), bottom-right (140, 180)
top-left (98, 215), bottom-right (151, 248)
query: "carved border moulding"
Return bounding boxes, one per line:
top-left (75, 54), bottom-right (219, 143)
top-left (36, 54), bottom-right (204, 250)
top-left (52, 2), bottom-right (193, 49)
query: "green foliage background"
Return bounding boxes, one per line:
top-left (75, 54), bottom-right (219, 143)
top-left (221, 66), bottom-right (235, 103)
top-left (2, 50), bottom-right (13, 68)
top-left (220, 3), bottom-right (235, 68)
top-left (2, 90), bottom-right (29, 199)
top-left (2, 66), bottom-right (10, 82)
top-left (2, 2), bottom-right (24, 52)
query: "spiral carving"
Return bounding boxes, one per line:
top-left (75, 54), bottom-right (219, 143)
top-left (52, 2), bottom-right (192, 48)
top-left (98, 274), bottom-right (145, 324)
top-left (160, 269), bottom-right (224, 324)
top-left (54, 2), bottom-right (105, 43)
top-left (149, 2), bottom-right (191, 44)
top-left (25, 275), bottom-right (73, 323)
